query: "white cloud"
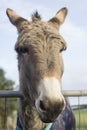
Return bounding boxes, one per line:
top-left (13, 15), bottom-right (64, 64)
top-left (59, 22), bottom-right (87, 91)
top-left (60, 21), bottom-right (86, 47)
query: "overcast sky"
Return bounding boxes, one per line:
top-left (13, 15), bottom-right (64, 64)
top-left (0, 0), bottom-right (87, 97)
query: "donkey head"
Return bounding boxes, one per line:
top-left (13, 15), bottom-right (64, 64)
top-left (6, 8), bottom-right (68, 123)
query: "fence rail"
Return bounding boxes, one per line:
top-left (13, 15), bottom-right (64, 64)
top-left (0, 90), bottom-right (87, 98)
top-left (0, 90), bottom-right (22, 98)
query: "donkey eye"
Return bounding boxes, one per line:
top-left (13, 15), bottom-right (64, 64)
top-left (59, 41), bottom-right (67, 53)
top-left (21, 48), bottom-right (28, 54)
top-left (15, 46), bottom-right (28, 54)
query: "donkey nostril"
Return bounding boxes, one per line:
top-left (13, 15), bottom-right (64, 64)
top-left (39, 100), bottom-right (47, 111)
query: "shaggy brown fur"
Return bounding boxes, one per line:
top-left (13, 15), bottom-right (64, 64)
top-left (6, 7), bottom-right (68, 130)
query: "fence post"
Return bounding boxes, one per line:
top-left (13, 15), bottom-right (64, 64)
top-left (4, 98), bottom-right (6, 130)
top-left (78, 96), bottom-right (80, 130)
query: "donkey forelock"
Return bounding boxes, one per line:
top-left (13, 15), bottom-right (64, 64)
top-left (7, 7), bottom-right (68, 127)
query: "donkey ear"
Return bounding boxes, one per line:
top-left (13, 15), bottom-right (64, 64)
top-left (6, 8), bottom-right (28, 27)
top-left (48, 7), bottom-right (68, 29)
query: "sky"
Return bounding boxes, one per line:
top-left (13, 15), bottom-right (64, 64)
top-left (0, 0), bottom-right (87, 104)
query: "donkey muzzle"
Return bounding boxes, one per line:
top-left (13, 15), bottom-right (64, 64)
top-left (35, 77), bottom-right (65, 122)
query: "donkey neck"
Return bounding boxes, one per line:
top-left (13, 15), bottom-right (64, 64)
top-left (19, 99), bottom-right (47, 130)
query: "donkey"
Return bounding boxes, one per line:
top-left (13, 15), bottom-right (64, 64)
top-left (6, 7), bottom-right (68, 130)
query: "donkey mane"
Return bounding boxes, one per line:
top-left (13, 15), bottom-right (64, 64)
top-left (32, 11), bottom-right (41, 20)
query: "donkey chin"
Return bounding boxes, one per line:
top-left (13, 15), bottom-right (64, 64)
top-left (35, 77), bottom-right (65, 123)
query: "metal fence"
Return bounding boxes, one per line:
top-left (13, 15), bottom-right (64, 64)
top-left (0, 90), bottom-right (87, 130)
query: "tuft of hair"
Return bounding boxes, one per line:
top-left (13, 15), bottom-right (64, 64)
top-left (32, 11), bottom-right (41, 21)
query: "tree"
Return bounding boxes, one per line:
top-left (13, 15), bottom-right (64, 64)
top-left (0, 68), bottom-right (15, 90)
top-left (0, 68), bottom-right (17, 128)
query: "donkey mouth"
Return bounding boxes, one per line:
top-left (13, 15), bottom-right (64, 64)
top-left (36, 104), bottom-right (63, 123)
top-left (38, 109), bottom-right (62, 123)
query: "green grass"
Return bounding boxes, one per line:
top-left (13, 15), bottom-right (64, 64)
top-left (73, 109), bottom-right (87, 130)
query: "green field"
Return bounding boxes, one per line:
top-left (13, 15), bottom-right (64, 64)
top-left (73, 109), bottom-right (87, 130)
